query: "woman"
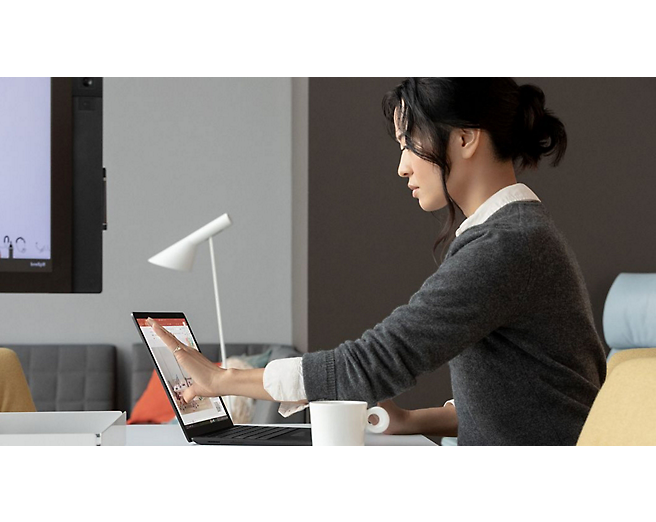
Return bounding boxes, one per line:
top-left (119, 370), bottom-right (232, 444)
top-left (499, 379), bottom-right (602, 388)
top-left (150, 78), bottom-right (606, 445)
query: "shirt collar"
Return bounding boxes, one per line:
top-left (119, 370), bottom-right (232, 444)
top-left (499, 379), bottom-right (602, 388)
top-left (455, 183), bottom-right (541, 237)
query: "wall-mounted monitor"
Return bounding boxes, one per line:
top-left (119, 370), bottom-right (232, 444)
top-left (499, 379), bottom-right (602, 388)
top-left (0, 77), bottom-right (105, 293)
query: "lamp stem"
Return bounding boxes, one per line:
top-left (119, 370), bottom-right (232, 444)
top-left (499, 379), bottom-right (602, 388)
top-left (208, 236), bottom-right (231, 415)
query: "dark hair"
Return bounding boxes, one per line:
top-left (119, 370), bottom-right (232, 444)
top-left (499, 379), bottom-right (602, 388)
top-left (382, 77), bottom-right (567, 264)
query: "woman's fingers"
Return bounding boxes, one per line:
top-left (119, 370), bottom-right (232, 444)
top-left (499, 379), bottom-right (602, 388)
top-left (147, 318), bottom-right (216, 370)
top-left (377, 400), bottom-right (408, 435)
top-left (147, 318), bottom-right (183, 351)
top-left (181, 382), bottom-right (222, 403)
top-left (182, 384), bottom-right (201, 403)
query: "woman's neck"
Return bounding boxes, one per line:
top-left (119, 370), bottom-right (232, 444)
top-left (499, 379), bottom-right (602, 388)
top-left (456, 161), bottom-right (518, 218)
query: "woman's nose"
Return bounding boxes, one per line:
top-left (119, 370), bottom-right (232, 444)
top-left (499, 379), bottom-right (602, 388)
top-left (398, 152), bottom-right (411, 178)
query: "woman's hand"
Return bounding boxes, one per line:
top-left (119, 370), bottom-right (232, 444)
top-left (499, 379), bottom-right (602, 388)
top-left (376, 400), bottom-right (459, 437)
top-left (148, 317), bottom-right (226, 403)
top-left (377, 400), bottom-right (412, 435)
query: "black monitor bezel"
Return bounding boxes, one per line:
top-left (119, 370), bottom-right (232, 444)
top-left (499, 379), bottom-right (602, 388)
top-left (131, 312), bottom-right (234, 443)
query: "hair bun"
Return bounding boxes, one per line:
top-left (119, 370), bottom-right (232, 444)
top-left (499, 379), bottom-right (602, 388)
top-left (517, 84), bottom-right (546, 134)
top-left (513, 83), bottom-right (567, 169)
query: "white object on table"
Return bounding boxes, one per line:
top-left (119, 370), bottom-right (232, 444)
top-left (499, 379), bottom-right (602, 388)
top-left (309, 400), bottom-right (390, 446)
top-left (0, 411), bottom-right (126, 446)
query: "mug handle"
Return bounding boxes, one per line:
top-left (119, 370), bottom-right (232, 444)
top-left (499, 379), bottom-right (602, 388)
top-left (365, 406), bottom-right (390, 434)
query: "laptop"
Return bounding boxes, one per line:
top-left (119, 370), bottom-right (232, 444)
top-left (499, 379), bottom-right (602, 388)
top-left (132, 312), bottom-right (312, 446)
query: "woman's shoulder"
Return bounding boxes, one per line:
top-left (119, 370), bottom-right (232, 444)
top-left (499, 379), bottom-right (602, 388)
top-left (441, 224), bottom-right (532, 286)
top-left (444, 202), bottom-right (565, 277)
top-left (452, 201), bottom-right (557, 250)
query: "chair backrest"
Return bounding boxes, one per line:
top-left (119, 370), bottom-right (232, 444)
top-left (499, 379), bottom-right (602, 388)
top-left (5, 344), bottom-right (117, 412)
top-left (578, 275), bottom-right (656, 444)
top-left (603, 273), bottom-right (656, 359)
top-left (577, 347), bottom-right (656, 445)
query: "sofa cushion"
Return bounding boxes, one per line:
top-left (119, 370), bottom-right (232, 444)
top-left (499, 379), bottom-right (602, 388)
top-left (603, 273), bottom-right (656, 358)
top-left (4, 344), bottom-right (116, 411)
top-left (127, 368), bottom-right (179, 425)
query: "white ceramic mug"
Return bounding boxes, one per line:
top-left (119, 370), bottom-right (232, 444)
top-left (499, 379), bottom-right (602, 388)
top-left (309, 400), bottom-right (390, 446)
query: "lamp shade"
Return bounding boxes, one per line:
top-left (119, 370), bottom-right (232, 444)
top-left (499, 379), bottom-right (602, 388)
top-left (148, 213), bottom-right (232, 272)
top-left (148, 240), bottom-right (197, 271)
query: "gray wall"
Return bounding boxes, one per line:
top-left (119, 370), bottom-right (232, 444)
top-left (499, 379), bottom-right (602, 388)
top-left (306, 77), bottom-right (656, 424)
top-left (0, 78), bottom-right (294, 410)
top-left (292, 78), bottom-right (309, 354)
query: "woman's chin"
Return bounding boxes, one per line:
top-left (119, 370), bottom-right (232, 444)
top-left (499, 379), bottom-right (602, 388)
top-left (418, 198), bottom-right (444, 212)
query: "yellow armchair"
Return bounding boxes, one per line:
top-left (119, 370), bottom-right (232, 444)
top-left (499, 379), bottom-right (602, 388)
top-left (577, 348), bottom-right (656, 445)
top-left (0, 348), bottom-right (36, 412)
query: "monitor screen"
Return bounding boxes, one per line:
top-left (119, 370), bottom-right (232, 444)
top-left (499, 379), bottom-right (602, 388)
top-left (0, 77), bottom-right (52, 273)
top-left (0, 77), bottom-right (104, 293)
top-left (136, 317), bottom-right (230, 428)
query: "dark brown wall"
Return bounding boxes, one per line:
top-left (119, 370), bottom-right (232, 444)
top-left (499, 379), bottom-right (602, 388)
top-left (514, 78), bottom-right (656, 334)
top-left (307, 77), bottom-right (656, 417)
top-left (308, 77), bottom-right (452, 413)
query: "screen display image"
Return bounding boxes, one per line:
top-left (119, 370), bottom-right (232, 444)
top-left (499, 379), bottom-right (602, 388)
top-left (0, 77), bottom-right (52, 272)
top-left (136, 317), bottom-right (228, 426)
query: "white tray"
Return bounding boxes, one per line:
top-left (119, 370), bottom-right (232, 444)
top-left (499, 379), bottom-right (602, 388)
top-left (0, 411), bottom-right (126, 446)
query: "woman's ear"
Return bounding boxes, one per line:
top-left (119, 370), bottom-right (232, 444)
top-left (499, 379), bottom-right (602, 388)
top-left (458, 128), bottom-right (481, 160)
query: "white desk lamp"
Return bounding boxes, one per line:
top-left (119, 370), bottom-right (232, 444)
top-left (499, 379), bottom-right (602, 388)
top-left (148, 213), bottom-right (233, 412)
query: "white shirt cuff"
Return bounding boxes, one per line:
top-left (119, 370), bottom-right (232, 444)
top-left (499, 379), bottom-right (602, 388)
top-left (277, 402), bottom-right (309, 418)
top-left (263, 357), bottom-right (308, 418)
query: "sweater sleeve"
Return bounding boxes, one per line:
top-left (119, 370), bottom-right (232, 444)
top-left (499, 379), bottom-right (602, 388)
top-left (301, 225), bottom-right (532, 404)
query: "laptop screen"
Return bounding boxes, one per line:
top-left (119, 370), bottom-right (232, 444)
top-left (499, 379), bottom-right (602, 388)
top-left (136, 317), bottom-right (229, 428)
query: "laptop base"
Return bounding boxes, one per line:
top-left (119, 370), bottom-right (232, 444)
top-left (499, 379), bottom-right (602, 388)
top-left (194, 425), bottom-right (312, 446)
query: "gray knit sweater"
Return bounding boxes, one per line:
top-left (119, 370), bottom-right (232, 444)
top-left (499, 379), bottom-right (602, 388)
top-left (302, 201), bottom-right (607, 445)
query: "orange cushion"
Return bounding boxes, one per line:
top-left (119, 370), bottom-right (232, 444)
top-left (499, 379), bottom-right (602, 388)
top-left (128, 363), bottom-right (221, 425)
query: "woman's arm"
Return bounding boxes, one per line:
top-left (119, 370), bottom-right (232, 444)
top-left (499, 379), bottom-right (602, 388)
top-left (151, 317), bottom-right (456, 435)
top-left (222, 367), bottom-right (281, 402)
top-left (302, 226), bottom-right (532, 405)
top-left (379, 400), bottom-right (458, 437)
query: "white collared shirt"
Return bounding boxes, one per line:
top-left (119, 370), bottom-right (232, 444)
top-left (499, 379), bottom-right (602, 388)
top-left (455, 182), bottom-right (541, 237)
top-left (263, 183), bottom-right (541, 416)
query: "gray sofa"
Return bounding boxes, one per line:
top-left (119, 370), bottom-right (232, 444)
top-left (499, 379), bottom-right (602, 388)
top-left (7, 344), bottom-right (116, 412)
top-left (6, 342), bottom-right (306, 424)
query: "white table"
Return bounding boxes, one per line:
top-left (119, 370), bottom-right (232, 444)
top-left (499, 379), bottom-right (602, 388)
top-left (126, 423), bottom-right (437, 446)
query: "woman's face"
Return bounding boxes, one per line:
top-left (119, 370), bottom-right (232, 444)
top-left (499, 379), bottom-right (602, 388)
top-left (395, 126), bottom-right (449, 212)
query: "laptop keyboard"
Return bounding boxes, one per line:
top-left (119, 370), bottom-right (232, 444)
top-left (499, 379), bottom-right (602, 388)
top-left (218, 425), bottom-right (299, 441)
